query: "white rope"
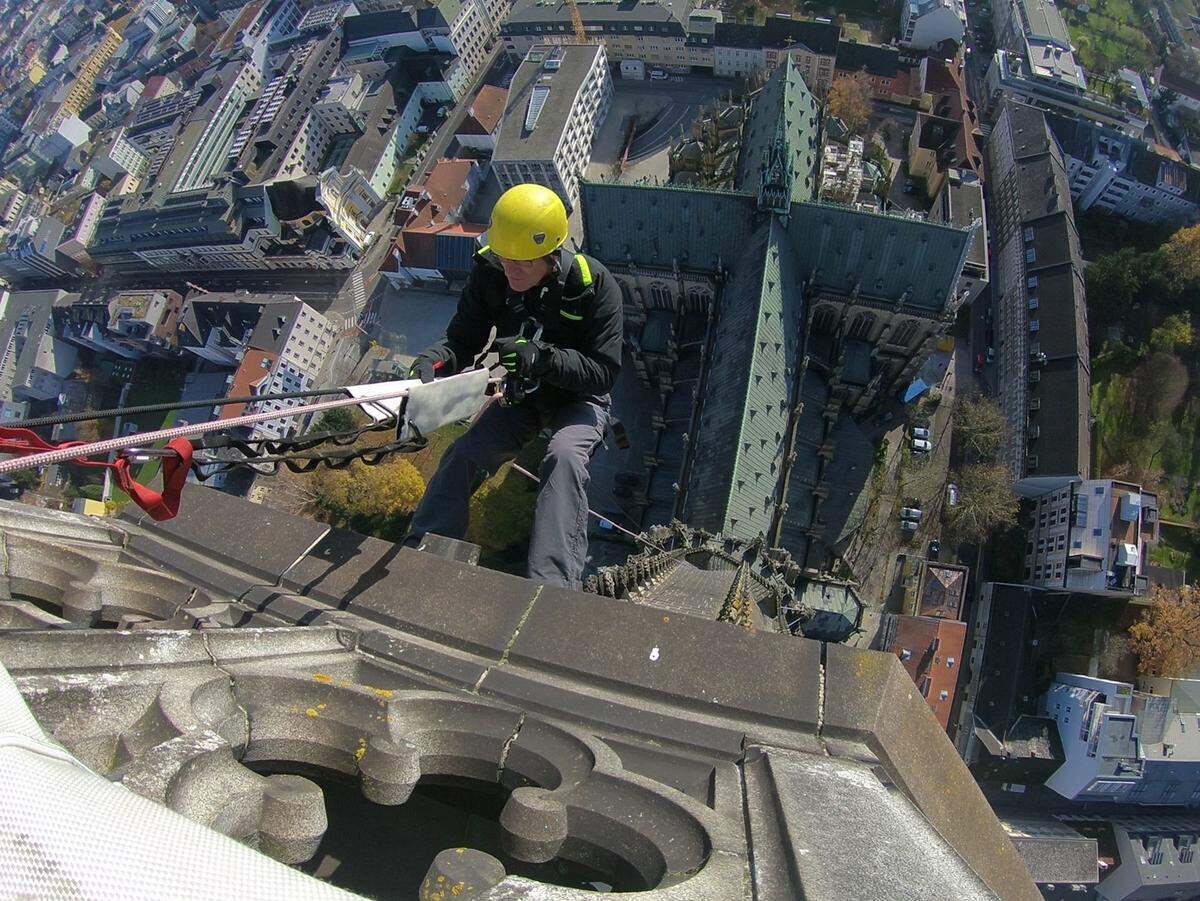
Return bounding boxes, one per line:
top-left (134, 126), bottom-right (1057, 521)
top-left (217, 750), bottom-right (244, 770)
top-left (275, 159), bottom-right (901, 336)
top-left (508, 462), bottom-right (670, 554)
top-left (0, 388), bottom-right (415, 476)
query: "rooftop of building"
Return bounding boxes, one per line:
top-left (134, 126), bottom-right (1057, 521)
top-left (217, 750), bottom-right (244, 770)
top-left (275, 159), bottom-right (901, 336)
top-left (834, 39), bottom-right (900, 78)
top-left (919, 561), bottom-right (968, 619)
top-left (460, 84), bottom-right (507, 136)
top-left (0, 490), bottom-right (1041, 900)
top-left (999, 817), bottom-right (1100, 886)
top-left (494, 44), bottom-right (602, 163)
top-left (219, 347), bottom-right (279, 419)
top-left (505, 0), bottom-right (693, 28)
top-left (933, 172), bottom-right (987, 270)
top-left (1017, 0), bottom-right (1071, 47)
top-left (760, 15), bottom-right (840, 53)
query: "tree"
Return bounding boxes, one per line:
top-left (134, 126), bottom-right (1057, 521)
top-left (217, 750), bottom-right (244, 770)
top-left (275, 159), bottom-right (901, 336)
top-left (467, 468), bottom-right (536, 554)
top-left (1162, 224), bottom-right (1200, 297)
top-left (1085, 247), bottom-right (1143, 324)
top-left (952, 394), bottom-right (1006, 462)
top-left (308, 459), bottom-right (425, 523)
top-left (827, 73), bottom-right (872, 135)
top-left (1132, 351), bottom-right (1189, 422)
top-left (1129, 585), bottom-right (1200, 677)
top-left (944, 463), bottom-right (1018, 544)
top-left (314, 407), bottom-right (357, 435)
top-left (1149, 313), bottom-right (1194, 354)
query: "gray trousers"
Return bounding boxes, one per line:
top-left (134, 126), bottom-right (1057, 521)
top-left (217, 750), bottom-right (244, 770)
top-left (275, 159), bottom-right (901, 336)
top-left (407, 397), bottom-right (608, 588)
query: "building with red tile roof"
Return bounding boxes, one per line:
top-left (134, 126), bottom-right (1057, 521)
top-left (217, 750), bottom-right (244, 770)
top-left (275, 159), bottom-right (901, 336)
top-left (880, 614), bottom-right (967, 731)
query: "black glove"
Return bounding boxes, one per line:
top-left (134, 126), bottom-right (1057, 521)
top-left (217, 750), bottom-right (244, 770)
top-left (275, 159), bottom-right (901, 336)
top-left (495, 336), bottom-right (549, 379)
top-left (409, 355), bottom-right (438, 384)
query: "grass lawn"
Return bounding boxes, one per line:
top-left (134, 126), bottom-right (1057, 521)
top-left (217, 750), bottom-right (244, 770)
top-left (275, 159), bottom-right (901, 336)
top-left (1092, 343), bottom-right (1200, 572)
top-left (1063, 0), bottom-right (1160, 75)
top-left (109, 362), bottom-right (188, 505)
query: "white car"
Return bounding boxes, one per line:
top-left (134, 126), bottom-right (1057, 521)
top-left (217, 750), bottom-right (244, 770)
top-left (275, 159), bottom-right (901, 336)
top-left (947, 483), bottom-right (959, 506)
top-left (900, 507), bottom-right (922, 520)
top-left (911, 427), bottom-right (930, 440)
top-left (911, 438), bottom-right (933, 453)
top-left (649, 69), bottom-right (667, 80)
top-left (901, 519), bottom-right (919, 532)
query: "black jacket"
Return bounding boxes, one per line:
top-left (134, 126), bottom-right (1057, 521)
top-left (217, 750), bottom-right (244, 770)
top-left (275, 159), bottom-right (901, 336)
top-left (423, 248), bottom-right (623, 409)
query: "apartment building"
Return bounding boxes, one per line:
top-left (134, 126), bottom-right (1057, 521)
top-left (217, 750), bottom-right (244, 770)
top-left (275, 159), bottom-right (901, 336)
top-left (0, 216), bottom-right (76, 284)
top-left (987, 100), bottom-right (1090, 479)
top-left (818, 137), bottom-right (864, 203)
top-left (1017, 476), bottom-right (1158, 596)
top-left (171, 59), bottom-right (265, 194)
top-left (91, 127), bottom-right (150, 180)
top-left (0, 290), bottom-right (80, 405)
top-left (383, 157), bottom-right (485, 286)
top-left (758, 17), bottom-right (840, 92)
top-left (985, 0), bottom-right (1144, 135)
top-left (880, 614), bottom-right (967, 730)
top-left (501, 0), bottom-right (719, 73)
top-left (455, 84), bottom-right (507, 151)
top-left (1047, 114), bottom-right (1200, 226)
top-left (56, 193), bottom-right (106, 266)
top-left (54, 289), bottom-right (184, 360)
top-left (1042, 674), bottom-right (1200, 806)
top-left (182, 294), bottom-right (337, 440)
top-left (494, 44), bottom-right (612, 212)
top-left (55, 21), bottom-right (124, 124)
top-left (901, 0), bottom-right (966, 49)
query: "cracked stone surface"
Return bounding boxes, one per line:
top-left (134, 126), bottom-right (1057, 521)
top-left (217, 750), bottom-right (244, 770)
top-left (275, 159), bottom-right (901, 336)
top-left (0, 493), bottom-right (1039, 900)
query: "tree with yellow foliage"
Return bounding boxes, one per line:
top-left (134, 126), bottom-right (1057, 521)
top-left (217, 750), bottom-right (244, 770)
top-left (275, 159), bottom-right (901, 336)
top-left (827, 73), bottom-right (872, 135)
top-left (1130, 585), bottom-right (1200, 677)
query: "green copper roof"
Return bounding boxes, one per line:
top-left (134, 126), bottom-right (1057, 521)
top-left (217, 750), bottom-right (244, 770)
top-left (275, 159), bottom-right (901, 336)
top-left (738, 56), bottom-right (821, 206)
top-left (685, 218), bottom-right (806, 541)
top-left (579, 182), bottom-right (757, 272)
top-left (788, 202), bottom-right (972, 314)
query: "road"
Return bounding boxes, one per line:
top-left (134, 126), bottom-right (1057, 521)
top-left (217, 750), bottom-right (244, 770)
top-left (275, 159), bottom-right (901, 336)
top-left (410, 45), bottom-right (506, 186)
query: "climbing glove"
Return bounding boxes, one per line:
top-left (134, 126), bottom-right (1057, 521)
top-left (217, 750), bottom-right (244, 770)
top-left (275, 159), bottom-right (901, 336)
top-left (495, 336), bottom-right (548, 379)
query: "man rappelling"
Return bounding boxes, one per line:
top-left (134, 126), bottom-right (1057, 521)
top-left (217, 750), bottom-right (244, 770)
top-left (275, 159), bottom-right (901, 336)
top-left (404, 183), bottom-right (623, 589)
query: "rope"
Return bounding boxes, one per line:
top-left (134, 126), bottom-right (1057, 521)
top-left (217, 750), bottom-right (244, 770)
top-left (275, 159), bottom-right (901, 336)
top-left (508, 462), bottom-right (669, 554)
top-left (0, 387), bottom-right (416, 476)
top-left (18, 387), bottom-right (352, 430)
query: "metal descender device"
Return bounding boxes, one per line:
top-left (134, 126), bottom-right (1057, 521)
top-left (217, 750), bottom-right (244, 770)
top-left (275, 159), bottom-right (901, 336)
top-left (500, 319), bottom-right (543, 407)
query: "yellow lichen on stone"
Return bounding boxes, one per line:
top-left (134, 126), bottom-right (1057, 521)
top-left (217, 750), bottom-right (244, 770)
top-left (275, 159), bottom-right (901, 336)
top-left (305, 708), bottom-right (319, 718)
top-left (313, 673), bottom-right (333, 684)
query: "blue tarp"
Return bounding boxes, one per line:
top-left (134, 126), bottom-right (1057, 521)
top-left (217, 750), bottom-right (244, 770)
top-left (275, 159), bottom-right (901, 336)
top-left (902, 379), bottom-right (930, 404)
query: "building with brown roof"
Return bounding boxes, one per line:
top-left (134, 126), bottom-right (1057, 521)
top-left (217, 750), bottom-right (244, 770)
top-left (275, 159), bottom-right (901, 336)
top-left (918, 561), bottom-right (969, 619)
top-left (455, 84), bottom-right (507, 153)
top-left (383, 157), bottom-right (485, 287)
top-left (880, 614), bottom-right (967, 730)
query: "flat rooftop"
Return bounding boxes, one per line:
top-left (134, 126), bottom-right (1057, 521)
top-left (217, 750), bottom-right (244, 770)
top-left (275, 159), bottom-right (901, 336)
top-left (494, 44), bottom-right (601, 163)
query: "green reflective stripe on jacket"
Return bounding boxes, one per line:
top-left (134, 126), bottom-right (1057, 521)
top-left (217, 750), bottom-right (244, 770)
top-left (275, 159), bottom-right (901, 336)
top-left (559, 310), bottom-right (583, 321)
top-left (478, 244), bottom-right (491, 256)
top-left (575, 253), bottom-right (592, 287)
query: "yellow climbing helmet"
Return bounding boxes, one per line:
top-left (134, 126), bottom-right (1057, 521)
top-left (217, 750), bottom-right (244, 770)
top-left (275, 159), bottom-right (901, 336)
top-left (487, 183), bottom-right (569, 261)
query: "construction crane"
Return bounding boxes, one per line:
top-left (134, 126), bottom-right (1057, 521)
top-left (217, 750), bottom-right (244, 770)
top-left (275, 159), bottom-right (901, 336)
top-left (566, 0), bottom-right (587, 43)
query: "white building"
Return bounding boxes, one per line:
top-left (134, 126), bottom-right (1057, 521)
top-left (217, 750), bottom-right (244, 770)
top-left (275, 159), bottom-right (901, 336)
top-left (1042, 674), bottom-right (1200, 806)
top-left (56, 193), bottom-right (106, 265)
top-left (316, 168), bottom-right (381, 252)
top-left (819, 138), bottom-right (865, 204)
top-left (900, 0), bottom-right (967, 50)
top-left (92, 127), bottom-right (149, 179)
top-left (1048, 115), bottom-right (1200, 226)
top-left (1017, 476), bottom-right (1158, 596)
top-left (172, 60), bottom-right (264, 193)
top-left (493, 44), bottom-right (612, 213)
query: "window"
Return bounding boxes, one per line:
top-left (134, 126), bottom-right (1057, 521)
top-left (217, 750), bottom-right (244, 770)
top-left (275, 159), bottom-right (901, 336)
top-left (947, 657), bottom-right (955, 668)
top-left (939, 690), bottom-right (949, 701)
top-left (1093, 527), bottom-right (1102, 536)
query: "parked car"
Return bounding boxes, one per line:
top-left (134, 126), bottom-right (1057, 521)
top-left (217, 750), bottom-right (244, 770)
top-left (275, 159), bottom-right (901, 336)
top-left (903, 179), bottom-right (915, 194)
top-left (901, 519), bottom-right (919, 532)
top-left (928, 538), bottom-right (941, 559)
top-left (911, 426), bottom-right (930, 440)
top-left (649, 68), bottom-right (667, 80)
top-left (986, 346), bottom-right (995, 363)
top-left (947, 483), bottom-right (959, 507)
top-left (911, 438), bottom-right (933, 453)
top-left (900, 507), bottom-right (922, 520)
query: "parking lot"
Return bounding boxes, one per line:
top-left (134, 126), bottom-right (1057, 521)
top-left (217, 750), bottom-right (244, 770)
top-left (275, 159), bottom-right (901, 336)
top-left (588, 75), bottom-right (741, 185)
